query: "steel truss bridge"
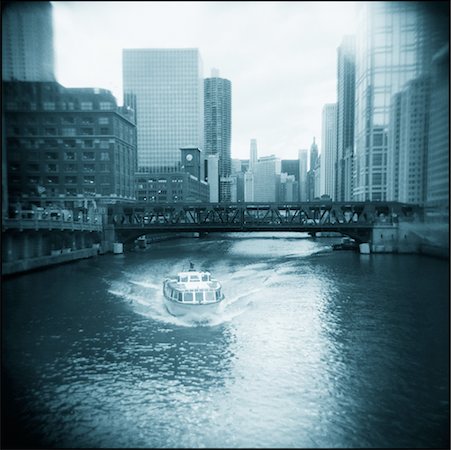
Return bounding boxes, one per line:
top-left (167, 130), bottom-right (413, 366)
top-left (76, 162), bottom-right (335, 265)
top-left (108, 201), bottom-right (421, 244)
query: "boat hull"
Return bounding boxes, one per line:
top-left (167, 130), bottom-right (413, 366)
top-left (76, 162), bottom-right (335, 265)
top-left (163, 296), bottom-right (223, 318)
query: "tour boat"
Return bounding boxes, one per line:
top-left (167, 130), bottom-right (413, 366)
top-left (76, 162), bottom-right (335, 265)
top-left (163, 263), bottom-right (224, 317)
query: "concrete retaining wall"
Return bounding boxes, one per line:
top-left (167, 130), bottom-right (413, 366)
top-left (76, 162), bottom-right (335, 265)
top-left (2, 247), bottom-right (98, 276)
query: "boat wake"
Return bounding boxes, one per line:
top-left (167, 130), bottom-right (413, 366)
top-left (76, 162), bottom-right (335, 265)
top-left (107, 276), bottom-right (258, 328)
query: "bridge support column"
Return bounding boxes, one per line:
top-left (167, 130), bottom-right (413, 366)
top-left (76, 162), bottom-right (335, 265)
top-left (101, 224), bottom-right (117, 254)
top-left (113, 242), bottom-right (124, 254)
top-left (371, 225), bottom-right (399, 253)
top-left (2, 234), bottom-right (15, 262)
top-left (22, 234), bottom-right (31, 259)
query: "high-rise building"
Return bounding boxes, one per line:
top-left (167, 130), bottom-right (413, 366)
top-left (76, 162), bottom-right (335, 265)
top-left (204, 71), bottom-right (232, 201)
top-left (278, 173), bottom-right (298, 202)
top-left (249, 139), bottom-right (258, 171)
top-left (320, 103), bottom-right (337, 199)
top-left (253, 155), bottom-right (281, 202)
top-left (281, 160), bottom-right (300, 180)
top-left (244, 171), bottom-right (254, 202)
top-left (426, 44), bottom-right (449, 207)
top-left (207, 154), bottom-right (219, 202)
top-left (307, 138), bottom-right (318, 201)
top-left (389, 76), bottom-right (431, 204)
top-left (2, 1), bottom-right (55, 82)
top-left (122, 48), bottom-right (204, 173)
top-left (354, 2), bottom-right (447, 201)
top-left (298, 149), bottom-right (308, 201)
top-left (336, 35), bottom-right (356, 201)
top-left (4, 81), bottom-right (137, 209)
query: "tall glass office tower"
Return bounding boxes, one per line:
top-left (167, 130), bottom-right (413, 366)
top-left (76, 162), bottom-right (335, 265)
top-left (320, 103), bottom-right (337, 199)
top-left (2, 1), bottom-right (55, 81)
top-left (204, 73), bottom-right (232, 201)
top-left (336, 35), bottom-right (355, 202)
top-left (353, 2), bottom-right (444, 201)
top-left (122, 48), bottom-right (204, 173)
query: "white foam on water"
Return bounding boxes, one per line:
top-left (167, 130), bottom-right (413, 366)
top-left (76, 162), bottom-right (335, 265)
top-left (107, 275), bottom-right (260, 328)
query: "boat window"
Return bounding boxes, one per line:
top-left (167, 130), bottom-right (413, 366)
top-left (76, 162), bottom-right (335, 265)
top-left (205, 291), bottom-right (215, 301)
top-left (216, 290), bottom-right (221, 300)
top-left (201, 274), bottom-right (209, 282)
top-left (180, 276), bottom-right (188, 283)
top-left (190, 275), bottom-right (200, 282)
top-left (195, 292), bottom-right (203, 302)
top-left (184, 292), bottom-right (193, 302)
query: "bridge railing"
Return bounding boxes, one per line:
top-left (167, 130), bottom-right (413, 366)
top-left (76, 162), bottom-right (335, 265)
top-left (109, 201), bottom-right (422, 228)
top-left (2, 214), bottom-right (103, 232)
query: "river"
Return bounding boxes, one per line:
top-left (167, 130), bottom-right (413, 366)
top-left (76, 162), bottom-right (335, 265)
top-left (2, 233), bottom-right (449, 448)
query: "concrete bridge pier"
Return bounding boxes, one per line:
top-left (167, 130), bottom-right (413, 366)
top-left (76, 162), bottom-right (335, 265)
top-left (371, 224), bottom-right (399, 253)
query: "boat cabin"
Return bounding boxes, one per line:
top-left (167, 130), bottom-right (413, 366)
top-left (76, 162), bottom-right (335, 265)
top-left (177, 271), bottom-right (211, 283)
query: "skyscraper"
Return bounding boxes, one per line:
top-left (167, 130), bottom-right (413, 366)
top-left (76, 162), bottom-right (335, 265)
top-left (204, 71), bottom-right (232, 201)
top-left (253, 155), bottom-right (281, 202)
top-left (298, 149), bottom-right (308, 201)
top-left (249, 139), bottom-right (258, 171)
top-left (389, 76), bottom-right (431, 204)
top-left (426, 44), bottom-right (449, 207)
top-left (2, 1), bottom-right (55, 81)
top-left (122, 48), bottom-right (204, 173)
top-left (336, 35), bottom-right (355, 201)
top-left (320, 103), bottom-right (337, 199)
top-left (353, 2), bottom-right (446, 201)
top-left (307, 138), bottom-right (318, 201)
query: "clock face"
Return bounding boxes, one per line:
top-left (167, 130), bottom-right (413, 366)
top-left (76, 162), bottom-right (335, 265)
top-left (186, 154), bottom-right (193, 162)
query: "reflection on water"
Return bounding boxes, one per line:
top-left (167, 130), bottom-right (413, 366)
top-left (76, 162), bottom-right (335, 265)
top-left (2, 233), bottom-right (449, 448)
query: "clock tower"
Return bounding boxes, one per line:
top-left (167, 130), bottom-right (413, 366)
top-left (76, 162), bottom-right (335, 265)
top-left (180, 147), bottom-right (202, 180)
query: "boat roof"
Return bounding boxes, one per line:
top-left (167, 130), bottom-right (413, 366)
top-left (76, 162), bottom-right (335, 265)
top-left (177, 270), bottom-right (210, 277)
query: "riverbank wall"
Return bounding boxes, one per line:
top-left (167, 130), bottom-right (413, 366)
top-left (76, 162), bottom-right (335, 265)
top-left (2, 247), bottom-right (99, 277)
top-left (1, 232), bottom-right (192, 277)
top-left (371, 221), bottom-right (449, 259)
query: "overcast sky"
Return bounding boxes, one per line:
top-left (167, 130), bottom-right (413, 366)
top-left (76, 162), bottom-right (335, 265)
top-left (52, 1), bottom-right (357, 160)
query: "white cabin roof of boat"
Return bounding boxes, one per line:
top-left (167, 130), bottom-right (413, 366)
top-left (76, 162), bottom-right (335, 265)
top-left (174, 271), bottom-right (214, 285)
top-left (177, 270), bottom-right (210, 278)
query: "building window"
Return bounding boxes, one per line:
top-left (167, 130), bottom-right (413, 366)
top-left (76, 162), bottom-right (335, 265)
top-left (100, 140), bottom-right (109, 149)
top-left (99, 117), bottom-right (109, 125)
top-left (62, 128), bottom-right (76, 136)
top-left (65, 164), bottom-right (77, 172)
top-left (47, 176), bottom-right (59, 184)
top-left (46, 164), bottom-right (58, 172)
top-left (43, 102), bottom-right (56, 111)
top-left (81, 102), bottom-right (93, 111)
top-left (62, 117), bottom-right (75, 125)
top-left (83, 140), bottom-right (93, 148)
top-left (83, 176), bottom-right (95, 184)
top-left (100, 152), bottom-right (110, 161)
top-left (28, 177), bottom-right (40, 184)
top-left (100, 128), bottom-right (109, 135)
top-left (83, 164), bottom-right (95, 173)
top-left (64, 152), bottom-right (76, 161)
top-left (45, 152), bottom-right (58, 160)
top-left (81, 128), bottom-right (93, 135)
top-left (100, 102), bottom-right (113, 111)
top-left (81, 117), bottom-right (94, 125)
top-left (65, 176), bottom-right (77, 184)
top-left (44, 128), bottom-right (57, 136)
top-left (82, 152), bottom-right (95, 161)
top-left (63, 140), bottom-right (76, 148)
